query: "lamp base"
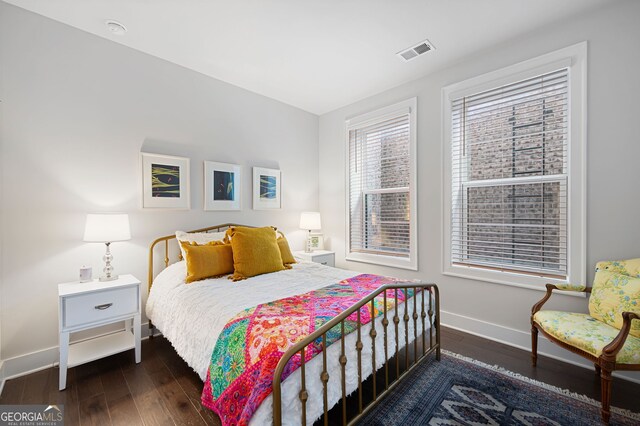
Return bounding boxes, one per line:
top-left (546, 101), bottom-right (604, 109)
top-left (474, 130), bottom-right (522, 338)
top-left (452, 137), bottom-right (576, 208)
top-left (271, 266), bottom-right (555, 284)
top-left (99, 274), bottom-right (118, 282)
top-left (100, 242), bottom-right (117, 282)
top-left (305, 232), bottom-right (313, 253)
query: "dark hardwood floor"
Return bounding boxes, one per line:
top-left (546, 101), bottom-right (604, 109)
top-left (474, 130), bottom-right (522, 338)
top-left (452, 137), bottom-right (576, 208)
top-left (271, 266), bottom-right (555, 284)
top-left (1, 327), bottom-right (638, 425)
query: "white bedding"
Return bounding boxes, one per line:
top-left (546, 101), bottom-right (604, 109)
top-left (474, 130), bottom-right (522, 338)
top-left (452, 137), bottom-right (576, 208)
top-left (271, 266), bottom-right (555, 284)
top-left (146, 259), bottom-right (430, 425)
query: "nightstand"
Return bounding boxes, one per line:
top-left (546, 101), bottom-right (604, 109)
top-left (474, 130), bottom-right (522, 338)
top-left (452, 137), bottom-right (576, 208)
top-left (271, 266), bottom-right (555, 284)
top-left (58, 274), bottom-right (141, 390)
top-left (294, 250), bottom-right (335, 267)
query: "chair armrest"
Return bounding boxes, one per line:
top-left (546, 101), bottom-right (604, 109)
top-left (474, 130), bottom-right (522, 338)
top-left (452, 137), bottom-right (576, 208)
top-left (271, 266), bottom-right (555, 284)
top-left (602, 312), bottom-right (640, 359)
top-left (554, 283), bottom-right (587, 291)
top-left (531, 283), bottom-right (590, 316)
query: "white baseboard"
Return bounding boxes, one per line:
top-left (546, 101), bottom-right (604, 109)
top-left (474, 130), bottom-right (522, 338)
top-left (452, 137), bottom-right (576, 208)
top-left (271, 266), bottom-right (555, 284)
top-left (0, 322), bottom-right (154, 383)
top-left (440, 310), bottom-right (640, 384)
top-left (0, 360), bottom-right (5, 395)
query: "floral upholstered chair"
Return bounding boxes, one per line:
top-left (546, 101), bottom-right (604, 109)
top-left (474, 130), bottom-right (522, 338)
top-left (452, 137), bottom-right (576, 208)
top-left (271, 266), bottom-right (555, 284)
top-left (531, 258), bottom-right (640, 424)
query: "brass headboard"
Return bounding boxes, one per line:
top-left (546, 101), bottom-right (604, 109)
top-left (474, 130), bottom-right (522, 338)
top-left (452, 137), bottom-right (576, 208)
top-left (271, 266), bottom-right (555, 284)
top-left (147, 223), bottom-right (248, 292)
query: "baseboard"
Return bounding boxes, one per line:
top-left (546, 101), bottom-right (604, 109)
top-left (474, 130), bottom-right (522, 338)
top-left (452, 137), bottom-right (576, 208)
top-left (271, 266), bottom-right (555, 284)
top-left (1, 322), bottom-right (155, 382)
top-left (440, 310), bottom-right (640, 385)
top-left (0, 360), bottom-right (5, 395)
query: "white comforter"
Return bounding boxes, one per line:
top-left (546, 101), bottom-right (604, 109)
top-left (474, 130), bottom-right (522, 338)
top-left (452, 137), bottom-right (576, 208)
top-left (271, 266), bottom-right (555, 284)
top-left (146, 260), bottom-right (427, 425)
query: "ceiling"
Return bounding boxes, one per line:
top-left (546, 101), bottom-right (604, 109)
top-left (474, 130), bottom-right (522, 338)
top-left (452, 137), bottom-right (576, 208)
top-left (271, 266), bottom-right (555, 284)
top-left (4, 0), bottom-right (614, 115)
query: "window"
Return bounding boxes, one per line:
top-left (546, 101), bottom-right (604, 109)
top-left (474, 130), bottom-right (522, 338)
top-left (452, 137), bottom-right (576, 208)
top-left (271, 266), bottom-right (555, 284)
top-left (346, 98), bottom-right (417, 270)
top-left (443, 44), bottom-right (586, 289)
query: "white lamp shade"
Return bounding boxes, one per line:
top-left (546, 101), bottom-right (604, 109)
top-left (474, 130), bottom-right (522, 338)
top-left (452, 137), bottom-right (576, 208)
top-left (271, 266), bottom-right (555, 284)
top-left (299, 212), bottom-right (321, 230)
top-left (83, 213), bottom-right (131, 242)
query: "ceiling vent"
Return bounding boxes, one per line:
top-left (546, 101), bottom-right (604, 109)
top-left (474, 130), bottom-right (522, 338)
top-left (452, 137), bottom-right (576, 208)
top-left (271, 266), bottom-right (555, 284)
top-left (397, 39), bottom-right (435, 62)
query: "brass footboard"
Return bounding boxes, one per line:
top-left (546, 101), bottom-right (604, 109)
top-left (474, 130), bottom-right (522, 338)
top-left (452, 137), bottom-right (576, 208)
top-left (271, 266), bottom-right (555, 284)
top-left (272, 282), bottom-right (440, 425)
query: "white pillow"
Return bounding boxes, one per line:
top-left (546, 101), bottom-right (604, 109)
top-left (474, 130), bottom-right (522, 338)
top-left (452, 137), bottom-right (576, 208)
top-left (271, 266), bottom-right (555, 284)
top-left (176, 230), bottom-right (227, 259)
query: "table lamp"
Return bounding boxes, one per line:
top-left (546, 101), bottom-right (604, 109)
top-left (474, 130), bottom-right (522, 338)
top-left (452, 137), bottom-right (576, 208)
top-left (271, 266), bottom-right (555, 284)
top-left (83, 213), bottom-right (131, 281)
top-left (299, 212), bottom-right (321, 253)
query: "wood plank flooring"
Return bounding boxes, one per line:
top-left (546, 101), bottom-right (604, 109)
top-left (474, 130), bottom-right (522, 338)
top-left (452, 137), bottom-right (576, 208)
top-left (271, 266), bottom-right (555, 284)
top-left (1, 327), bottom-right (638, 425)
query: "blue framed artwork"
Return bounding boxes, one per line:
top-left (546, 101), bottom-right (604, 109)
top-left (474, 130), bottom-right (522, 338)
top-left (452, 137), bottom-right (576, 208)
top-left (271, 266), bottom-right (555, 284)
top-left (253, 167), bottom-right (281, 210)
top-left (204, 161), bottom-right (241, 211)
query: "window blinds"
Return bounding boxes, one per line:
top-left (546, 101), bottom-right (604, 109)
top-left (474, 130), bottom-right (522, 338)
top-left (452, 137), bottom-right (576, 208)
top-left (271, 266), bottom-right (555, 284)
top-left (450, 68), bottom-right (569, 277)
top-left (349, 113), bottom-right (411, 257)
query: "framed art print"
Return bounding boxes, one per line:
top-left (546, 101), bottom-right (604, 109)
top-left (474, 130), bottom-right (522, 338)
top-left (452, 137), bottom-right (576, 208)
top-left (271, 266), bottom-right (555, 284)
top-left (141, 152), bottom-right (190, 209)
top-left (253, 167), bottom-right (281, 210)
top-left (309, 233), bottom-right (324, 251)
top-left (204, 161), bottom-right (241, 211)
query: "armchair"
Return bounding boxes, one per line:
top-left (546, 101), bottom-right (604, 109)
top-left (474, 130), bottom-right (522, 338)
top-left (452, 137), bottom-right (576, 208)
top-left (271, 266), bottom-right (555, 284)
top-left (531, 259), bottom-right (640, 424)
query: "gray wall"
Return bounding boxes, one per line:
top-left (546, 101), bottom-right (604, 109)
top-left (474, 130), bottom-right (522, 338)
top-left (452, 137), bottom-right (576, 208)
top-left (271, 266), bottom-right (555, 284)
top-left (319, 0), bottom-right (640, 367)
top-left (0, 3), bottom-right (319, 361)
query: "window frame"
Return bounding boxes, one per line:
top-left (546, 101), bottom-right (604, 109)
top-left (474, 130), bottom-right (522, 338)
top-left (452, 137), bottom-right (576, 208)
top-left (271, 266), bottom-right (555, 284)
top-left (442, 43), bottom-right (587, 290)
top-left (345, 97), bottom-right (418, 270)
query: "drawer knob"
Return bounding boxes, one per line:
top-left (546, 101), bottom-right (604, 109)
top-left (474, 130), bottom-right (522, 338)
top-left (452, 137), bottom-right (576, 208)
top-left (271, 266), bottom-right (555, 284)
top-left (94, 303), bottom-right (113, 310)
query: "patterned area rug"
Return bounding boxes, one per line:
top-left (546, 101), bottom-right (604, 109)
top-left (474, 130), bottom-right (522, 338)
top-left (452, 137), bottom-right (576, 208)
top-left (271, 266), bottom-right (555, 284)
top-left (357, 351), bottom-right (640, 426)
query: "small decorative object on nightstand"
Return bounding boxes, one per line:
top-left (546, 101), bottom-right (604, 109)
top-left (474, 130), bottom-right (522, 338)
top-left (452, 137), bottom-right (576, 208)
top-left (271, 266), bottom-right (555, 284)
top-left (294, 250), bottom-right (335, 267)
top-left (58, 274), bottom-right (141, 390)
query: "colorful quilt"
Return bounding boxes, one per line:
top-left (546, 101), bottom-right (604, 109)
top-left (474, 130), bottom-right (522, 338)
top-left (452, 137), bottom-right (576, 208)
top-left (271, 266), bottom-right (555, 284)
top-left (201, 273), bottom-right (422, 425)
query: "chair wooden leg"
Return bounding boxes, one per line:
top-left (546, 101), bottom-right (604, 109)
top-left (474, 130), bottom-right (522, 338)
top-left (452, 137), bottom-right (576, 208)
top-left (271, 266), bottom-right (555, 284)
top-left (600, 367), bottom-right (612, 424)
top-left (531, 325), bottom-right (538, 367)
top-left (594, 363), bottom-right (601, 376)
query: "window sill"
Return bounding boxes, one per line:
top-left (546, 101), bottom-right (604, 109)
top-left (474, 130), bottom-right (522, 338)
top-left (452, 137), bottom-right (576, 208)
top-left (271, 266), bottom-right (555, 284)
top-left (346, 252), bottom-right (417, 271)
top-left (442, 265), bottom-right (587, 298)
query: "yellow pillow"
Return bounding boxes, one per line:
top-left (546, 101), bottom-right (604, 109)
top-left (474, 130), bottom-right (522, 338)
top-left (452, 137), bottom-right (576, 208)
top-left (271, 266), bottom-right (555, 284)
top-left (229, 226), bottom-right (285, 281)
top-left (277, 232), bottom-right (296, 265)
top-left (180, 241), bottom-right (234, 283)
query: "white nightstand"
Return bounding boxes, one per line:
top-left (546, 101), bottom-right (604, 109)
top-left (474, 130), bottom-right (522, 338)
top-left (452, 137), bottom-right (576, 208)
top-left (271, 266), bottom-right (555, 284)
top-left (294, 250), bottom-right (335, 267)
top-left (58, 274), bottom-right (141, 390)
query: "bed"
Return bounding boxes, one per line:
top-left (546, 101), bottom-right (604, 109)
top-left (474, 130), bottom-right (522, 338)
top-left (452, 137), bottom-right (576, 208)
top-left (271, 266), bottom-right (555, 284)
top-left (147, 224), bottom-right (440, 425)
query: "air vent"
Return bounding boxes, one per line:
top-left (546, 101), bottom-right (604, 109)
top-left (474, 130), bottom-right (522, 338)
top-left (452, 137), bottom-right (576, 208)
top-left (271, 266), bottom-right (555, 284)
top-left (397, 39), bottom-right (435, 62)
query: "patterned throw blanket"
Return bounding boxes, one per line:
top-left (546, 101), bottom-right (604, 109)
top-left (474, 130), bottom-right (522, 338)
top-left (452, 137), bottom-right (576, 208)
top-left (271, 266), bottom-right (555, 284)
top-left (201, 274), bottom-right (421, 425)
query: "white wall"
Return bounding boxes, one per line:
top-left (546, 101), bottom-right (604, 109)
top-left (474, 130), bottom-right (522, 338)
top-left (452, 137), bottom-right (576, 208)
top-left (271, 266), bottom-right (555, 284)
top-left (0, 35), bottom-right (4, 382)
top-left (319, 0), bottom-right (640, 372)
top-left (0, 2), bottom-right (319, 367)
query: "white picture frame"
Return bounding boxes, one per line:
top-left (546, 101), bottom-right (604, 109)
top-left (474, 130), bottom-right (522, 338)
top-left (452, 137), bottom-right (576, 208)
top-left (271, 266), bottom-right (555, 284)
top-left (252, 167), bottom-right (281, 210)
top-left (141, 152), bottom-right (190, 209)
top-left (309, 233), bottom-right (324, 251)
top-left (204, 161), bottom-right (241, 211)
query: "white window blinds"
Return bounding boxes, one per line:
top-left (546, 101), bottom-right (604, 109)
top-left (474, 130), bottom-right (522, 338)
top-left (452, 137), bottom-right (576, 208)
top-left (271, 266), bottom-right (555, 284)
top-left (348, 111), bottom-right (411, 259)
top-left (450, 68), bottom-right (569, 277)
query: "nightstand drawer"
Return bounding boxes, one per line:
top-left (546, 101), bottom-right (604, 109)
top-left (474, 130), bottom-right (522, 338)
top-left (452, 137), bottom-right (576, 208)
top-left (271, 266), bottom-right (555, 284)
top-left (312, 254), bottom-right (334, 266)
top-left (62, 286), bottom-right (138, 329)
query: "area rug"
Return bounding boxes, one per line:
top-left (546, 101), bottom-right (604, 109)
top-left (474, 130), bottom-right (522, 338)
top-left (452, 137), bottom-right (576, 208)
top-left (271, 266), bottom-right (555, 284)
top-left (357, 351), bottom-right (640, 426)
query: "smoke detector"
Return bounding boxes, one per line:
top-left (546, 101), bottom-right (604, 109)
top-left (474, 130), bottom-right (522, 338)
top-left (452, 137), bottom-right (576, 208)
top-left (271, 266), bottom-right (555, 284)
top-left (105, 20), bottom-right (127, 35)
top-left (397, 39), bottom-right (435, 62)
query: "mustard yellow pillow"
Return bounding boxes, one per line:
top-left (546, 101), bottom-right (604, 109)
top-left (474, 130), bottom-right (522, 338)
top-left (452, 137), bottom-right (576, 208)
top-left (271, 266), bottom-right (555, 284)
top-left (277, 232), bottom-right (296, 265)
top-left (180, 241), bottom-right (234, 283)
top-left (229, 226), bottom-right (285, 281)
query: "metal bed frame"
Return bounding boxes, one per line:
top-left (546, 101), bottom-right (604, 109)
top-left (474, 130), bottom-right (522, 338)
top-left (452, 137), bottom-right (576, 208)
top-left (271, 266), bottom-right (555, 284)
top-left (148, 224), bottom-right (441, 425)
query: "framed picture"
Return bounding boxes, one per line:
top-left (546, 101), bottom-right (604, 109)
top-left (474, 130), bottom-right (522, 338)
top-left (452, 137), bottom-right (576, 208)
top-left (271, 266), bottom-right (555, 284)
top-left (253, 167), bottom-right (281, 210)
top-left (309, 233), bottom-right (324, 251)
top-left (204, 161), bottom-right (241, 211)
top-left (141, 152), bottom-right (190, 209)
